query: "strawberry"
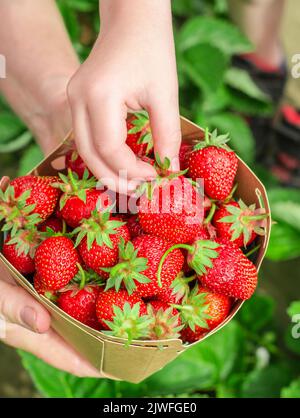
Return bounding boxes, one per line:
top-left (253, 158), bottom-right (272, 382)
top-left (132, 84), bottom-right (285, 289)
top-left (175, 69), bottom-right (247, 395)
top-left (188, 129), bottom-right (238, 201)
top-left (11, 175), bottom-right (60, 221)
top-left (33, 273), bottom-right (57, 300)
top-left (147, 300), bottom-right (183, 340)
top-left (73, 211), bottom-right (129, 277)
top-left (52, 170), bottom-right (111, 228)
top-left (126, 112), bottom-right (153, 157)
top-left (133, 235), bottom-right (184, 298)
top-left (212, 199), bottom-right (268, 248)
top-left (96, 289), bottom-right (148, 331)
top-left (2, 231), bottom-right (39, 274)
top-left (179, 142), bottom-right (193, 171)
top-left (158, 238), bottom-right (258, 300)
top-left (126, 215), bottom-right (144, 239)
top-left (57, 266), bottom-right (102, 330)
top-left (35, 235), bottom-right (80, 291)
top-left (38, 217), bottom-right (63, 233)
top-left (179, 285), bottom-right (231, 343)
top-left (65, 148), bottom-right (93, 179)
top-left (156, 272), bottom-right (195, 304)
top-left (138, 157), bottom-right (205, 244)
top-left (103, 235), bottom-right (183, 298)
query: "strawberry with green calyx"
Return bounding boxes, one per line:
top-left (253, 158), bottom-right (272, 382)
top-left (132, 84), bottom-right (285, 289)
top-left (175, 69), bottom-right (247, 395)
top-left (147, 301), bottom-right (183, 340)
top-left (102, 302), bottom-right (153, 345)
top-left (213, 199), bottom-right (268, 248)
top-left (11, 175), bottom-right (61, 221)
top-left (132, 235), bottom-right (184, 298)
top-left (57, 264), bottom-right (103, 330)
top-left (158, 238), bottom-right (258, 300)
top-left (156, 272), bottom-right (195, 304)
top-left (52, 169), bottom-right (111, 228)
top-left (138, 155), bottom-right (205, 245)
top-left (34, 273), bottom-right (57, 302)
top-left (65, 148), bottom-right (93, 179)
top-left (179, 285), bottom-right (232, 343)
top-left (73, 210), bottom-right (130, 276)
top-left (35, 228), bottom-right (80, 291)
top-left (96, 288), bottom-right (148, 330)
top-left (0, 187), bottom-right (43, 237)
top-left (188, 128), bottom-right (238, 201)
top-left (126, 111), bottom-right (153, 157)
top-left (103, 239), bottom-right (151, 295)
top-left (2, 229), bottom-right (41, 275)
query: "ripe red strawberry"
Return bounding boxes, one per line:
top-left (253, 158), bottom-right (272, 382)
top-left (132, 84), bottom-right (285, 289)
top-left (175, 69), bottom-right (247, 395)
top-left (147, 300), bottom-right (183, 340)
top-left (33, 273), bottom-right (57, 300)
top-left (126, 215), bottom-right (144, 239)
top-left (133, 235), bottom-right (184, 298)
top-left (179, 142), bottom-right (193, 171)
top-left (65, 148), bottom-right (93, 179)
top-left (3, 233), bottom-right (37, 274)
top-left (11, 175), bottom-right (60, 221)
top-left (159, 238), bottom-right (258, 300)
top-left (52, 170), bottom-right (111, 228)
top-left (212, 199), bottom-right (268, 248)
top-left (35, 236), bottom-right (80, 291)
top-left (126, 112), bottom-right (153, 157)
top-left (138, 158), bottom-right (205, 244)
top-left (103, 235), bottom-right (184, 299)
top-left (74, 211), bottom-right (129, 277)
top-left (38, 217), bottom-right (63, 233)
top-left (96, 289), bottom-right (147, 330)
top-left (58, 285), bottom-right (101, 330)
top-left (188, 129), bottom-right (238, 201)
top-left (179, 285), bottom-right (231, 343)
top-left (157, 271), bottom-right (195, 304)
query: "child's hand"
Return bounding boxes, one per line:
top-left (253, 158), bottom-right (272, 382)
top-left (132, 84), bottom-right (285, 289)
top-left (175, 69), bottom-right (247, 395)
top-left (67, 0), bottom-right (181, 193)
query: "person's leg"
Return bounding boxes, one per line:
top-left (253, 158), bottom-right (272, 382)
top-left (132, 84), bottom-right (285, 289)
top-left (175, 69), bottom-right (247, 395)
top-left (228, 0), bottom-right (285, 68)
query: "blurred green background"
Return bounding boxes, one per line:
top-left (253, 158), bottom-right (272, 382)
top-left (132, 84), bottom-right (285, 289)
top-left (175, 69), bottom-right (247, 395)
top-left (0, 0), bottom-right (299, 398)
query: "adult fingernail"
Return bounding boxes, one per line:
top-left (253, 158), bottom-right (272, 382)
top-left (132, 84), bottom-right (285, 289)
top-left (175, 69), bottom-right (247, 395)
top-left (21, 307), bottom-right (37, 332)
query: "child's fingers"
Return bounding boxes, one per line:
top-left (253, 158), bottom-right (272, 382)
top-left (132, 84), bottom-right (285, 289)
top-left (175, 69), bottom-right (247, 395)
top-left (148, 93), bottom-right (181, 171)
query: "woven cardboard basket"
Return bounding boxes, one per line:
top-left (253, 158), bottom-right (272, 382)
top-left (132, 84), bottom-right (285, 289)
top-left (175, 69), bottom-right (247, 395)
top-left (0, 116), bottom-right (271, 383)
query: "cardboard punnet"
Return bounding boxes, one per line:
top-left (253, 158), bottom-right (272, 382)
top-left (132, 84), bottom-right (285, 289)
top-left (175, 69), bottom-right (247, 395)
top-left (0, 116), bottom-right (271, 383)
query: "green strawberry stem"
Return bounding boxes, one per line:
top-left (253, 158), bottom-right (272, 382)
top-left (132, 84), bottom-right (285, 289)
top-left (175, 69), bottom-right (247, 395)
top-left (204, 127), bottom-right (210, 145)
top-left (61, 220), bottom-right (67, 235)
top-left (77, 263), bottom-right (86, 289)
top-left (245, 244), bottom-right (261, 258)
top-left (68, 169), bottom-right (78, 191)
top-left (157, 244), bottom-right (194, 287)
top-left (242, 214), bottom-right (268, 222)
top-left (204, 203), bottom-right (216, 225)
top-left (224, 183), bottom-right (238, 203)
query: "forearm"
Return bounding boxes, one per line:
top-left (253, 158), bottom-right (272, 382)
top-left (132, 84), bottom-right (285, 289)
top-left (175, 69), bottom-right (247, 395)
top-left (0, 0), bottom-right (79, 151)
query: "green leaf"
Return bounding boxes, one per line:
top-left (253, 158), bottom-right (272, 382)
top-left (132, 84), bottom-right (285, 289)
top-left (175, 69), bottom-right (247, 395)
top-left (19, 351), bottom-right (116, 398)
top-left (208, 112), bottom-right (255, 164)
top-left (227, 88), bottom-right (273, 116)
top-left (17, 143), bottom-right (44, 176)
top-left (65, 0), bottom-right (98, 12)
top-left (182, 43), bottom-right (228, 93)
top-left (0, 111), bottom-right (25, 143)
top-left (57, 1), bottom-right (80, 42)
top-left (270, 202), bottom-right (300, 233)
top-left (178, 17), bottom-right (252, 56)
top-left (281, 378), bottom-right (300, 398)
top-left (287, 301), bottom-right (300, 318)
top-left (0, 131), bottom-right (32, 153)
top-left (225, 67), bottom-right (270, 102)
top-left (237, 294), bottom-right (275, 332)
top-left (268, 188), bottom-right (300, 205)
top-left (241, 364), bottom-right (293, 398)
top-left (266, 221), bottom-right (300, 261)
